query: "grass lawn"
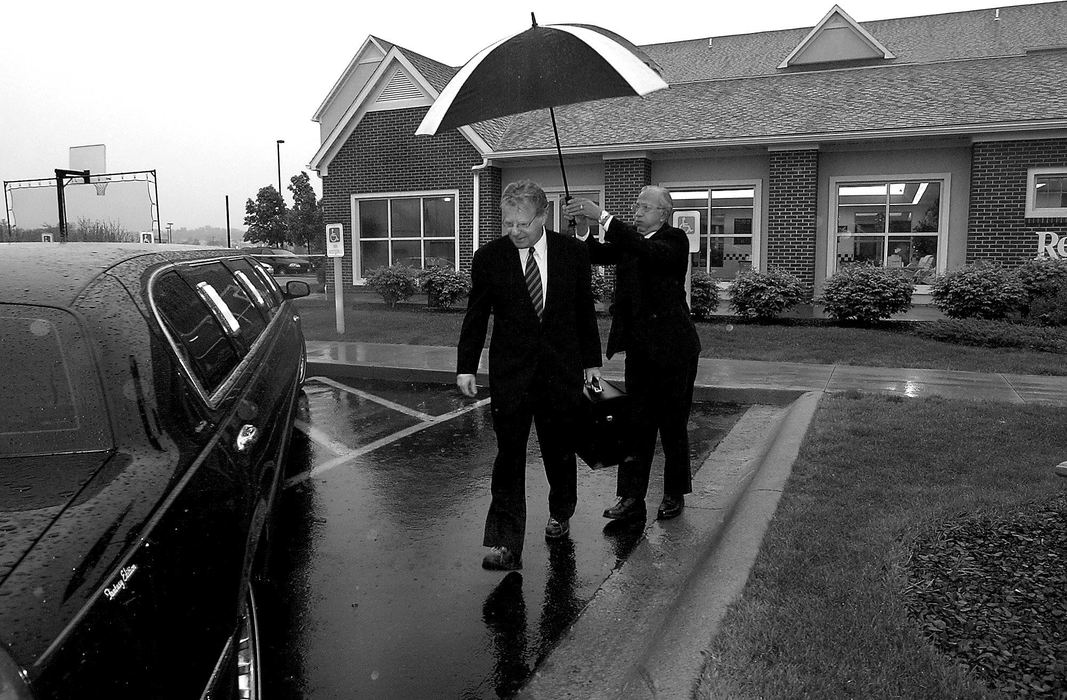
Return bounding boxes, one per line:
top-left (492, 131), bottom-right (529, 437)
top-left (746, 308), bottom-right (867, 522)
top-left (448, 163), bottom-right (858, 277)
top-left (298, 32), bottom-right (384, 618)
top-left (295, 298), bottom-right (1067, 376)
top-left (697, 394), bottom-right (1067, 699)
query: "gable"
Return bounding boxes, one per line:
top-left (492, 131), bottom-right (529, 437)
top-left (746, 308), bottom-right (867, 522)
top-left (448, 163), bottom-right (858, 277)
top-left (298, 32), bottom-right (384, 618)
top-left (779, 4), bottom-right (894, 68)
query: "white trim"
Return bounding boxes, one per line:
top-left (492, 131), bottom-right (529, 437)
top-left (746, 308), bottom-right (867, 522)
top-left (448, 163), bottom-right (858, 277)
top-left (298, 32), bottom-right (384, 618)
top-left (312, 36), bottom-right (392, 122)
top-left (350, 189), bottom-right (460, 284)
top-left (826, 173), bottom-right (951, 291)
top-left (778, 4), bottom-right (895, 69)
top-left (1025, 167), bottom-right (1067, 218)
top-left (542, 185), bottom-right (606, 233)
top-left (661, 179), bottom-right (764, 285)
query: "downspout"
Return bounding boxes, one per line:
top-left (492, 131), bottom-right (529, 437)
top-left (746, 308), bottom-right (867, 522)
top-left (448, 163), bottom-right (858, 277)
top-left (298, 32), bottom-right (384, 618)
top-left (471, 158), bottom-right (491, 253)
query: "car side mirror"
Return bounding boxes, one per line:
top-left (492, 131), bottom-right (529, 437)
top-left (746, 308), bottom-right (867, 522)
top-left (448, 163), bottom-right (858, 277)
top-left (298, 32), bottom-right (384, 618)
top-left (284, 280), bottom-right (311, 299)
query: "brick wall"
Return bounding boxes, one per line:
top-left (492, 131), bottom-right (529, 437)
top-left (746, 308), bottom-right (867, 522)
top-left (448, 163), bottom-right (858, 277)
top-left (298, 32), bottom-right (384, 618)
top-left (767, 149), bottom-right (819, 289)
top-left (321, 107), bottom-right (484, 281)
top-left (601, 158), bottom-right (652, 295)
top-left (968, 139), bottom-right (1067, 264)
top-left (476, 165), bottom-right (501, 255)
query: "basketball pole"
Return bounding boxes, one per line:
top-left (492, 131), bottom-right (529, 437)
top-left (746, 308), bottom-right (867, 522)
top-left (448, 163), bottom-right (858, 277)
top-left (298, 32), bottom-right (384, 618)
top-left (54, 169), bottom-right (90, 242)
top-left (225, 195), bottom-right (231, 248)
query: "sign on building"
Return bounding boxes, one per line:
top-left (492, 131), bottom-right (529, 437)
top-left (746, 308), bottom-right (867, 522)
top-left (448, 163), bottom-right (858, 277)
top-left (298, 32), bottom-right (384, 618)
top-left (1037, 231), bottom-right (1066, 259)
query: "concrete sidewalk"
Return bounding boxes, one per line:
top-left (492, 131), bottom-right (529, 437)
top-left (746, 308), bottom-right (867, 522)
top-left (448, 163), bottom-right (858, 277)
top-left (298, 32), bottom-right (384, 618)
top-left (302, 340), bottom-right (1067, 698)
top-left (306, 340), bottom-right (1067, 407)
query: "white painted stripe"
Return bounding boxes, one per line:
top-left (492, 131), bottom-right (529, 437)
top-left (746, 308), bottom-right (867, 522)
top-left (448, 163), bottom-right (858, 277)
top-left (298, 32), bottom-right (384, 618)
top-left (307, 376), bottom-right (437, 422)
top-left (550, 24), bottom-right (669, 95)
top-left (295, 419), bottom-right (355, 456)
top-left (415, 28), bottom-right (524, 135)
top-left (284, 397), bottom-right (491, 488)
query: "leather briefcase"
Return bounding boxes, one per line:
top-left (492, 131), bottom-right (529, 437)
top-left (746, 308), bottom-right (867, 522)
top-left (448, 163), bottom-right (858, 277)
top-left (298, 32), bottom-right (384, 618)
top-left (576, 377), bottom-right (630, 470)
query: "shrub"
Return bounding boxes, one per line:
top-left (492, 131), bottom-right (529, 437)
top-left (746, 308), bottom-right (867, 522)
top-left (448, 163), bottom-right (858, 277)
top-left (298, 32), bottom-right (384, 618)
top-left (728, 268), bottom-right (807, 321)
top-left (420, 266), bottom-right (471, 309)
top-left (818, 264), bottom-right (914, 323)
top-left (1014, 257), bottom-right (1067, 319)
top-left (1027, 279), bottom-right (1067, 327)
top-left (365, 265), bottom-right (420, 308)
top-left (590, 267), bottom-right (607, 304)
top-left (689, 270), bottom-right (720, 320)
top-left (914, 318), bottom-right (1067, 353)
top-left (929, 262), bottom-right (1026, 320)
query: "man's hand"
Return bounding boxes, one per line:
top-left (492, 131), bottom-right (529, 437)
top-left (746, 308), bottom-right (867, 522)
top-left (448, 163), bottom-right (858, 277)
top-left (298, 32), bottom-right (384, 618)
top-left (563, 198), bottom-right (603, 222)
top-left (584, 367), bottom-right (602, 386)
top-left (457, 373), bottom-right (478, 397)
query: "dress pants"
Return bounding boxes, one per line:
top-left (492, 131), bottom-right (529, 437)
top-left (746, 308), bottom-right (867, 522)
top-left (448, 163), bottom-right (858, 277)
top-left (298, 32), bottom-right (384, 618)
top-left (617, 351), bottom-right (699, 499)
top-left (483, 388), bottom-right (579, 557)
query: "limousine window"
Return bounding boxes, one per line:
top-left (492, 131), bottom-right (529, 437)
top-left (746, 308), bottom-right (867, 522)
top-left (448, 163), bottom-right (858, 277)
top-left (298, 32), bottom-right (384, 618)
top-left (225, 258), bottom-right (275, 317)
top-left (183, 262), bottom-right (268, 347)
top-left (154, 271), bottom-right (241, 394)
top-left (0, 306), bottom-right (111, 456)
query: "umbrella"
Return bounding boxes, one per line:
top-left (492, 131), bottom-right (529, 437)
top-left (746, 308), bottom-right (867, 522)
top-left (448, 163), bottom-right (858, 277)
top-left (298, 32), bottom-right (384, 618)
top-left (415, 14), bottom-right (668, 199)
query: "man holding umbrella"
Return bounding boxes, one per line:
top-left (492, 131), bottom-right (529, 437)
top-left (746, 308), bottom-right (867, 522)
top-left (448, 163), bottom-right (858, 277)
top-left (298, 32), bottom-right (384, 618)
top-left (564, 188), bottom-right (701, 522)
top-left (458, 180), bottom-right (602, 571)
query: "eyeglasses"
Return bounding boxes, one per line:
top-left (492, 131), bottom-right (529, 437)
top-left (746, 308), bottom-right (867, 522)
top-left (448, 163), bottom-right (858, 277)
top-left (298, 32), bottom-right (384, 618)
top-left (631, 203), bottom-right (664, 214)
top-left (502, 215), bottom-right (543, 232)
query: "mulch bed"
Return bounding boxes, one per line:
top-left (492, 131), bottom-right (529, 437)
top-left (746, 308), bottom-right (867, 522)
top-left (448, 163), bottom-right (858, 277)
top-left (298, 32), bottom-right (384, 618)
top-left (903, 495), bottom-right (1067, 698)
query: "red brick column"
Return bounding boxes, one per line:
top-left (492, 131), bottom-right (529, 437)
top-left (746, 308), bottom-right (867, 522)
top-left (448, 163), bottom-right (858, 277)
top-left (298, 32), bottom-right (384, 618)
top-left (767, 149), bottom-right (819, 289)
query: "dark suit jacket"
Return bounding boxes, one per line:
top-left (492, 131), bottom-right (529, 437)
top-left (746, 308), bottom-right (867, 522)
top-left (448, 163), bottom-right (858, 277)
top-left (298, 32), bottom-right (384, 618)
top-left (457, 231), bottom-right (602, 416)
top-left (585, 219), bottom-right (701, 363)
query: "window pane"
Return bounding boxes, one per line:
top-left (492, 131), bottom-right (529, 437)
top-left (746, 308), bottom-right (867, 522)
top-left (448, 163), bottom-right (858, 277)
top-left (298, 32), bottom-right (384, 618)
top-left (391, 199), bottom-right (421, 237)
top-left (359, 200), bottom-right (388, 238)
top-left (361, 240), bottom-right (389, 276)
top-left (890, 181), bottom-right (940, 232)
top-left (184, 263), bottom-right (266, 348)
top-left (154, 271), bottom-right (240, 393)
top-left (837, 235), bottom-right (884, 266)
top-left (906, 237), bottom-right (938, 284)
top-left (390, 239), bottom-right (421, 266)
top-left (424, 240), bottom-right (456, 269)
top-left (1035, 174), bottom-right (1067, 209)
top-left (423, 197), bottom-right (455, 236)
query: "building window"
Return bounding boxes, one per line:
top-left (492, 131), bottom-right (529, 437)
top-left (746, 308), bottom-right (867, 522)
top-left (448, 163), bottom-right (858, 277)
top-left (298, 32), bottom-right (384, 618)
top-left (547, 190), bottom-right (604, 234)
top-left (353, 192), bottom-right (459, 279)
top-left (672, 185), bottom-right (759, 283)
top-left (1025, 167), bottom-right (1067, 218)
top-left (830, 178), bottom-right (945, 285)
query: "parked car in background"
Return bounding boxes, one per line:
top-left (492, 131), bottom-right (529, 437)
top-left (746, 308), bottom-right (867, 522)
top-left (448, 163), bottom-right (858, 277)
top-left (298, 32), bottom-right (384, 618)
top-left (0, 243), bottom-right (309, 699)
top-left (244, 247), bottom-right (314, 275)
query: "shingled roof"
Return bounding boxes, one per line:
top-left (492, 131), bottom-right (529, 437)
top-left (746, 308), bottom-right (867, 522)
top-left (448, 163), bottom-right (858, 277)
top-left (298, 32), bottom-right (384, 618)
top-left (441, 1), bottom-right (1067, 153)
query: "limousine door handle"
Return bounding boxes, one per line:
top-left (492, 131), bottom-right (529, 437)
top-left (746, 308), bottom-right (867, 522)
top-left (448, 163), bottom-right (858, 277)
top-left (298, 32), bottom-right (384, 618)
top-left (236, 424), bottom-right (260, 452)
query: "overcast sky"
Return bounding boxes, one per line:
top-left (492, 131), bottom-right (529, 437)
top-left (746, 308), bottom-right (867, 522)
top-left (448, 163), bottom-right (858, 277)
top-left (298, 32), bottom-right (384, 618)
top-left (0, 0), bottom-right (1046, 232)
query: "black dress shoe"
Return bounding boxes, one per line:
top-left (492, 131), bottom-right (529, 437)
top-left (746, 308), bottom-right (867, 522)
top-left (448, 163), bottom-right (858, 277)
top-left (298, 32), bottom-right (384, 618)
top-left (482, 547), bottom-right (522, 571)
top-left (544, 517), bottom-right (570, 540)
top-left (657, 494), bottom-right (685, 520)
top-left (603, 497), bottom-right (646, 521)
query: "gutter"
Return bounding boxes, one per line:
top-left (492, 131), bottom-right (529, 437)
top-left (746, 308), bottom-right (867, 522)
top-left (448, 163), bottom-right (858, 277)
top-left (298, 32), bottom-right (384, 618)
top-left (471, 158), bottom-right (491, 253)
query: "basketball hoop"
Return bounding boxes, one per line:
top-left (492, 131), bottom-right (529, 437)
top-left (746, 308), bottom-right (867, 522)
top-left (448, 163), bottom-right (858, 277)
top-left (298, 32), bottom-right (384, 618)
top-left (93, 178), bottom-right (109, 196)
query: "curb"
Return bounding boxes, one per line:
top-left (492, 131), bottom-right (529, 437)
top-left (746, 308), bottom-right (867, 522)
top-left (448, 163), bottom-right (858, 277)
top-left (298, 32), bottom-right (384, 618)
top-left (518, 391), bottom-right (823, 699)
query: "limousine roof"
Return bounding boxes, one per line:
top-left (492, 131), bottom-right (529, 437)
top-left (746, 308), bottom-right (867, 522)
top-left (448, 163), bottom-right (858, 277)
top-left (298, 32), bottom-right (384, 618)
top-left (0, 243), bottom-right (242, 307)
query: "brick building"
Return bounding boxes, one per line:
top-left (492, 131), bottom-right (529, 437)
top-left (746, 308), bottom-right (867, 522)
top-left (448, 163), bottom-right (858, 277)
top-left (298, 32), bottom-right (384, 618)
top-left (309, 2), bottom-right (1067, 300)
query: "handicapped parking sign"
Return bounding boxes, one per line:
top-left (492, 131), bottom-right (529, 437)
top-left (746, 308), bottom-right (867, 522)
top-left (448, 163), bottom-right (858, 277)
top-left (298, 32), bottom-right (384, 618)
top-left (326, 223), bottom-right (344, 258)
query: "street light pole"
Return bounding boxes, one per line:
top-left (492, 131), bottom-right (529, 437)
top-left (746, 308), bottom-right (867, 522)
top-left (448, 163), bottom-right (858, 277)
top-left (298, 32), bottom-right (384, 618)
top-left (276, 139), bottom-right (285, 199)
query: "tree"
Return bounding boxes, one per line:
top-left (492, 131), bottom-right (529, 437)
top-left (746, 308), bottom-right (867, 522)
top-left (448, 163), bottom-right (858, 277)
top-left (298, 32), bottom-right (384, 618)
top-left (287, 172), bottom-right (324, 253)
top-left (243, 186), bottom-right (289, 247)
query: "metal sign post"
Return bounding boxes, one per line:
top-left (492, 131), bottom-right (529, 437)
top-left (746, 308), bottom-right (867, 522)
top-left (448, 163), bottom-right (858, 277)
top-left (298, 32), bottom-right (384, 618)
top-left (326, 224), bottom-right (345, 335)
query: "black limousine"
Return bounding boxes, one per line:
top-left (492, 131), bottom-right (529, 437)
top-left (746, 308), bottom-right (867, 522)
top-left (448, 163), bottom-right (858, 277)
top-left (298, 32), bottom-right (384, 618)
top-left (0, 244), bottom-right (309, 698)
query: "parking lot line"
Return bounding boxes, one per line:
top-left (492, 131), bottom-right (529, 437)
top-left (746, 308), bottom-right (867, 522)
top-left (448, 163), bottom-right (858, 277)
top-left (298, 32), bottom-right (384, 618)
top-left (285, 397), bottom-right (491, 489)
top-left (306, 376), bottom-right (439, 422)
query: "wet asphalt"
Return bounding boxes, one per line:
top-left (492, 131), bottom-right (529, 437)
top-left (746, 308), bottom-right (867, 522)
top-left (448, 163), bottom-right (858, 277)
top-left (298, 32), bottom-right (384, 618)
top-left (257, 375), bottom-right (747, 699)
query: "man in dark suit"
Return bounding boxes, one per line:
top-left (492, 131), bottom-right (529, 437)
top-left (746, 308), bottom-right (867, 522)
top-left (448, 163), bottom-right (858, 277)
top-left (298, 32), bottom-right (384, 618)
top-left (458, 180), bottom-right (602, 571)
top-left (564, 186), bottom-right (701, 522)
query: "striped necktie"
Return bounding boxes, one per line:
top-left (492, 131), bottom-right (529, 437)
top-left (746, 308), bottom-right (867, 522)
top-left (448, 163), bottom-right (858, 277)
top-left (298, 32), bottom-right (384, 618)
top-left (525, 247), bottom-right (543, 320)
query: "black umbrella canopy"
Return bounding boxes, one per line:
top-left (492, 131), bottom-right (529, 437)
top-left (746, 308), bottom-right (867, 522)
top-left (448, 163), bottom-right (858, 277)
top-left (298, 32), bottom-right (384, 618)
top-left (416, 20), bottom-right (667, 135)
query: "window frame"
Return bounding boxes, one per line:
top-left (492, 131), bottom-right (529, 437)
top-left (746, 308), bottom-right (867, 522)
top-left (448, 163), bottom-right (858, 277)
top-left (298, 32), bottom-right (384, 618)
top-left (827, 173), bottom-right (950, 291)
top-left (351, 190), bottom-right (460, 283)
top-left (1025, 167), bottom-right (1067, 218)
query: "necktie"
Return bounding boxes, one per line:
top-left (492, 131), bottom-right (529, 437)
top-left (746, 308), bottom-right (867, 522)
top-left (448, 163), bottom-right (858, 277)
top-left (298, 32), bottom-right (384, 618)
top-left (525, 247), bottom-right (543, 320)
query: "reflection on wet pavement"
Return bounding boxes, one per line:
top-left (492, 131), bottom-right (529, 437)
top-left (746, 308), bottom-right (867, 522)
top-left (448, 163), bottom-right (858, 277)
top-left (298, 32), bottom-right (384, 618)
top-left (259, 377), bottom-right (747, 698)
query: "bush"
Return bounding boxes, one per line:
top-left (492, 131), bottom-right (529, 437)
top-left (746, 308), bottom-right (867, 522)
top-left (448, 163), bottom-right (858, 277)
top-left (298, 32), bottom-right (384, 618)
top-left (1014, 257), bottom-right (1067, 319)
top-left (689, 270), bottom-right (720, 320)
top-left (728, 268), bottom-right (807, 321)
top-left (818, 264), bottom-right (914, 323)
top-left (365, 265), bottom-right (420, 308)
top-left (929, 262), bottom-right (1026, 320)
top-left (1027, 279), bottom-right (1067, 327)
top-left (914, 318), bottom-right (1067, 353)
top-left (590, 267), bottom-right (607, 304)
top-left (420, 266), bottom-right (471, 309)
